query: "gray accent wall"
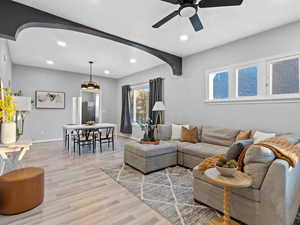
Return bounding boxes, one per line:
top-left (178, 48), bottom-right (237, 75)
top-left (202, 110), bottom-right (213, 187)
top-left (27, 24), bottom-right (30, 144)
top-left (0, 38), bottom-right (12, 87)
top-left (12, 65), bottom-right (118, 141)
top-left (118, 21), bottom-right (300, 135)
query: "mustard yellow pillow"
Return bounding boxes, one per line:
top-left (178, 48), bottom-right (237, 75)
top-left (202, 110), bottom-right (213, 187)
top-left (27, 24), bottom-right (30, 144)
top-left (235, 130), bottom-right (251, 141)
top-left (181, 127), bottom-right (199, 144)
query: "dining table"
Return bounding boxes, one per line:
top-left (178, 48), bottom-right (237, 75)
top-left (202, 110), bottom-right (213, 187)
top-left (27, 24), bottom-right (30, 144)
top-left (62, 123), bottom-right (117, 149)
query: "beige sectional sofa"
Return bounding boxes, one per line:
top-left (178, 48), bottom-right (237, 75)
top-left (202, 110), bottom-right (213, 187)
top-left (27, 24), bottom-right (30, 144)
top-left (156, 124), bottom-right (300, 225)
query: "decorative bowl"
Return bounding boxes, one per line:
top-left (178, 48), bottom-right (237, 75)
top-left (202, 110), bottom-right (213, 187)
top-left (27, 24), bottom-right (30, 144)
top-left (216, 166), bottom-right (237, 177)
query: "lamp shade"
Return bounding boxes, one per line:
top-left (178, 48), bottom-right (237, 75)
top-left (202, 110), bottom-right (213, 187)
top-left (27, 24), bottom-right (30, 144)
top-left (13, 96), bottom-right (32, 111)
top-left (152, 101), bottom-right (166, 111)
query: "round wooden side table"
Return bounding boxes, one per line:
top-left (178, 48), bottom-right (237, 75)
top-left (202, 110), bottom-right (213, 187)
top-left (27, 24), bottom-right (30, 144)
top-left (204, 168), bottom-right (252, 225)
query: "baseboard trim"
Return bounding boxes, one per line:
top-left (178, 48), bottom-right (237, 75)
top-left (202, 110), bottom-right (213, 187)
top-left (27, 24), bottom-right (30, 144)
top-left (33, 138), bottom-right (63, 144)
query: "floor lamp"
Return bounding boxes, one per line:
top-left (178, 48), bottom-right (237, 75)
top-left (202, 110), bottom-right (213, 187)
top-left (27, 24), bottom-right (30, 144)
top-left (152, 101), bottom-right (166, 125)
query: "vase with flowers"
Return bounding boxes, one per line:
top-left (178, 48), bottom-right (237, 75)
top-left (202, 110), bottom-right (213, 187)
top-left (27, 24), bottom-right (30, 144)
top-left (0, 88), bottom-right (17, 144)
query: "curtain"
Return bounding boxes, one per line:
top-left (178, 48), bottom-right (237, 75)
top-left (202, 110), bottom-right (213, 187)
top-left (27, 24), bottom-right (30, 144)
top-left (149, 78), bottom-right (163, 124)
top-left (120, 85), bottom-right (132, 134)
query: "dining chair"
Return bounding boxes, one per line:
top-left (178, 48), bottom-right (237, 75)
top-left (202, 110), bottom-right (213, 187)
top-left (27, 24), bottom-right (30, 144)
top-left (95, 127), bottom-right (115, 152)
top-left (72, 129), bottom-right (96, 155)
top-left (65, 130), bottom-right (75, 151)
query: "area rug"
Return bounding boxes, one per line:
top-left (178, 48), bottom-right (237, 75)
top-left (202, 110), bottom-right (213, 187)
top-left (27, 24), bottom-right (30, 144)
top-left (102, 165), bottom-right (220, 225)
top-left (102, 163), bottom-right (300, 225)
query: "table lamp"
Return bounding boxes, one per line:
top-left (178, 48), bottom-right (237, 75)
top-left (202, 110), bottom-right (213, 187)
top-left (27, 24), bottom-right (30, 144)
top-left (152, 101), bottom-right (166, 125)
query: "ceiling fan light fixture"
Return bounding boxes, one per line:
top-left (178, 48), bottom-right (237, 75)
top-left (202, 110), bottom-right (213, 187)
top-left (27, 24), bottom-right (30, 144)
top-left (179, 34), bottom-right (189, 41)
top-left (179, 6), bottom-right (197, 18)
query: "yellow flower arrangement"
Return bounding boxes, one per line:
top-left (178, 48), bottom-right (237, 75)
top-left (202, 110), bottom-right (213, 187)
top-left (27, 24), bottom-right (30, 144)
top-left (0, 88), bottom-right (16, 123)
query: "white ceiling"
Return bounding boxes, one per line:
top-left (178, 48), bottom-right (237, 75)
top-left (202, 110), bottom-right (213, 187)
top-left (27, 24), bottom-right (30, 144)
top-left (8, 0), bottom-right (300, 78)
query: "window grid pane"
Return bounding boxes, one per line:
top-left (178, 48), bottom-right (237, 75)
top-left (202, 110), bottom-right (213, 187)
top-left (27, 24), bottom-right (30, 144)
top-left (213, 72), bottom-right (229, 99)
top-left (133, 87), bottom-right (149, 123)
top-left (271, 58), bottom-right (299, 95)
top-left (238, 67), bottom-right (258, 97)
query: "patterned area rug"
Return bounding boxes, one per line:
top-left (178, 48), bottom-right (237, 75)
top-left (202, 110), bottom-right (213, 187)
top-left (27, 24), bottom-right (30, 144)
top-left (102, 165), bottom-right (219, 225)
top-left (103, 163), bottom-right (300, 225)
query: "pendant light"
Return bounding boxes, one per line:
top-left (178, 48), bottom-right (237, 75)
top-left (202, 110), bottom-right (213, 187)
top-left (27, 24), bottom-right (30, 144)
top-left (81, 61), bottom-right (100, 90)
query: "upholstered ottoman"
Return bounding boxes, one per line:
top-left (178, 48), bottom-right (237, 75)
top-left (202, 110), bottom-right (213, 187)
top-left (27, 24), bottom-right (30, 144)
top-left (0, 167), bottom-right (44, 215)
top-left (124, 141), bottom-right (177, 174)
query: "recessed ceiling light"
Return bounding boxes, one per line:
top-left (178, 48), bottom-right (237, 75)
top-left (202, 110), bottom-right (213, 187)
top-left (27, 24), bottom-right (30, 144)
top-left (104, 70), bottom-right (110, 75)
top-left (130, 58), bottom-right (137, 64)
top-left (57, 41), bottom-right (67, 47)
top-left (179, 34), bottom-right (189, 41)
top-left (46, 60), bottom-right (54, 65)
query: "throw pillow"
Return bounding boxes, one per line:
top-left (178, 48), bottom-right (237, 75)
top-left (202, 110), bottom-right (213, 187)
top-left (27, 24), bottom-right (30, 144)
top-left (244, 145), bottom-right (276, 164)
top-left (253, 131), bottom-right (276, 143)
top-left (235, 130), bottom-right (251, 141)
top-left (226, 139), bottom-right (254, 161)
top-left (171, 124), bottom-right (189, 140)
top-left (181, 127), bottom-right (199, 144)
top-left (226, 142), bottom-right (244, 161)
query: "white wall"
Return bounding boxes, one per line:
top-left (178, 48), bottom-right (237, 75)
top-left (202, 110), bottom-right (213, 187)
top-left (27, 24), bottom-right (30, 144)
top-left (0, 38), bottom-right (12, 87)
top-left (12, 65), bottom-right (118, 141)
top-left (118, 21), bottom-right (300, 135)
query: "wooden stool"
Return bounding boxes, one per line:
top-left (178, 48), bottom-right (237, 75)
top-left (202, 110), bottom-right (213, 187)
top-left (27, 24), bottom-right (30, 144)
top-left (0, 167), bottom-right (44, 215)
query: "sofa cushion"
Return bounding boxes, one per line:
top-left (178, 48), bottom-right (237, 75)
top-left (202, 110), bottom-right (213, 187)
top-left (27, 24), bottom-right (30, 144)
top-left (193, 169), bottom-right (260, 202)
top-left (201, 126), bottom-right (240, 147)
top-left (167, 140), bottom-right (193, 151)
top-left (180, 143), bottom-right (229, 158)
top-left (158, 124), bottom-right (172, 140)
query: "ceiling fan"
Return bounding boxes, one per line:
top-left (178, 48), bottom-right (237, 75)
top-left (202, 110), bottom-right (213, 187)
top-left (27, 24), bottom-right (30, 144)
top-left (152, 0), bottom-right (243, 32)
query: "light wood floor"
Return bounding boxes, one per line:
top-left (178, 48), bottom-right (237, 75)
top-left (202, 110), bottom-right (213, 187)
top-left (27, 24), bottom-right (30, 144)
top-left (0, 138), bottom-right (172, 225)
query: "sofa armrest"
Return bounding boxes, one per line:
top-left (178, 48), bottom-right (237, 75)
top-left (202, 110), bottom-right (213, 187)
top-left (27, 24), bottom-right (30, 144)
top-left (260, 159), bottom-right (300, 225)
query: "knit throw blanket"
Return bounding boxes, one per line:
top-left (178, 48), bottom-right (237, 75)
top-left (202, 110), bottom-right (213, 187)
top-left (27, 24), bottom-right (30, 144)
top-left (196, 138), bottom-right (300, 172)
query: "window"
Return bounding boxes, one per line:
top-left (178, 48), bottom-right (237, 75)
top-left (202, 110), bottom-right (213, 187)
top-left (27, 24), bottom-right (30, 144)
top-left (237, 66), bottom-right (258, 97)
top-left (270, 58), bottom-right (299, 95)
top-left (206, 54), bottom-right (300, 104)
top-left (131, 85), bottom-right (149, 123)
top-left (209, 71), bottom-right (229, 100)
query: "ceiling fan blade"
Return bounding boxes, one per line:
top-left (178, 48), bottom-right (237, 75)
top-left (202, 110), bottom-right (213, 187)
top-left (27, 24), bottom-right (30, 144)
top-left (160, 0), bottom-right (180, 5)
top-left (189, 14), bottom-right (203, 32)
top-left (152, 10), bottom-right (179, 28)
top-left (198, 0), bottom-right (243, 8)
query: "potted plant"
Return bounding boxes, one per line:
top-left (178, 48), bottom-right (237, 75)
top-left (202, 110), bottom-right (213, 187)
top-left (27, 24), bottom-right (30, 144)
top-left (0, 88), bottom-right (17, 144)
top-left (138, 119), bottom-right (156, 142)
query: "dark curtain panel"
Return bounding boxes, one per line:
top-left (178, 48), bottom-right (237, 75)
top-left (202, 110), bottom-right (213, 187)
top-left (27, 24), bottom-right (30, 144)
top-left (149, 78), bottom-right (163, 124)
top-left (120, 85), bottom-right (132, 134)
